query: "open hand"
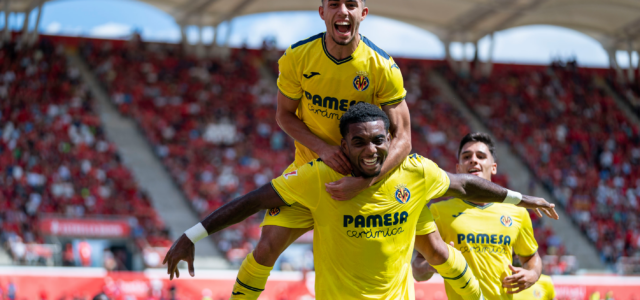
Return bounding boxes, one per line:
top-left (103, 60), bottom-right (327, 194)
top-left (503, 265), bottom-right (539, 294)
top-left (317, 145), bottom-right (352, 175)
top-left (163, 234), bottom-right (196, 280)
top-left (517, 195), bottom-right (559, 220)
top-left (325, 176), bottom-right (371, 200)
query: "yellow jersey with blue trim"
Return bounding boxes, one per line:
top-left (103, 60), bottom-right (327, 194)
top-left (430, 199), bottom-right (539, 300)
top-left (513, 274), bottom-right (556, 300)
top-left (277, 32), bottom-right (406, 167)
top-left (270, 154), bottom-right (448, 299)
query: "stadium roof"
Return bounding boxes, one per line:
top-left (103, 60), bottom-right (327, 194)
top-left (133, 0), bottom-right (640, 50)
top-left (8, 0), bottom-right (640, 50)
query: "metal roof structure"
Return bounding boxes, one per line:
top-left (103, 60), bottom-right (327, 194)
top-left (129, 0), bottom-right (640, 51)
top-left (4, 0), bottom-right (640, 55)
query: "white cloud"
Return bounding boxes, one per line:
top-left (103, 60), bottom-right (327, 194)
top-left (44, 22), bottom-right (62, 34)
top-left (90, 22), bottom-right (132, 38)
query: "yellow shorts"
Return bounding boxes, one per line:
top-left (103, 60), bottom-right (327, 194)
top-left (261, 162), bottom-right (315, 229)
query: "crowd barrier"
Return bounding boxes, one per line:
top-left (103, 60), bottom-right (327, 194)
top-left (0, 267), bottom-right (639, 299)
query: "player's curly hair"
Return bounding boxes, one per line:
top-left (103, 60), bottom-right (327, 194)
top-left (457, 132), bottom-right (497, 161)
top-left (339, 102), bottom-right (389, 137)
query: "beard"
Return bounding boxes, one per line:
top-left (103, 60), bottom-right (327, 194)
top-left (331, 34), bottom-right (355, 46)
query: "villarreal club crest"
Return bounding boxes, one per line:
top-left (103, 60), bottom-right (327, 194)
top-left (394, 183), bottom-right (411, 204)
top-left (500, 215), bottom-right (513, 227)
top-left (353, 71), bottom-right (370, 92)
top-left (269, 207), bottom-right (281, 217)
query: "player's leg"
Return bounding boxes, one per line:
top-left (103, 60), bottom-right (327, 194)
top-left (230, 203), bottom-right (313, 300)
top-left (415, 230), bottom-right (483, 300)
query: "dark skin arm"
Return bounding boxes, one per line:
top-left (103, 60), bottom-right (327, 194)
top-left (445, 172), bottom-right (559, 219)
top-left (163, 184), bottom-right (286, 280)
top-left (326, 101), bottom-right (412, 200)
top-left (276, 90), bottom-right (352, 175)
top-left (503, 252), bottom-right (542, 293)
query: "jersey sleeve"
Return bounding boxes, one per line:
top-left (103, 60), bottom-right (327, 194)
top-left (270, 161), bottom-right (321, 208)
top-left (419, 156), bottom-right (450, 200)
top-left (276, 47), bottom-right (303, 100)
top-left (375, 57), bottom-right (407, 106)
top-left (415, 205), bottom-right (437, 235)
top-left (513, 209), bottom-right (539, 257)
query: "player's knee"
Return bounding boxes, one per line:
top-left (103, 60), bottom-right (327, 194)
top-left (421, 240), bottom-right (449, 266)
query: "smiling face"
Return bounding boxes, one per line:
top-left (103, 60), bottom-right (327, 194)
top-left (319, 0), bottom-right (368, 46)
top-left (456, 141), bottom-right (497, 181)
top-left (341, 120), bottom-right (390, 178)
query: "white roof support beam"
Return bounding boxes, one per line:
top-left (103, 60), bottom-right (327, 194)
top-left (174, 0), bottom-right (221, 25)
top-left (476, 0), bottom-right (547, 42)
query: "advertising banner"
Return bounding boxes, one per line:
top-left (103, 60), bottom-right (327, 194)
top-left (0, 267), bottom-right (638, 300)
top-left (39, 218), bottom-right (131, 238)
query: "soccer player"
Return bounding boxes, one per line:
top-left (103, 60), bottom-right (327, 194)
top-left (164, 104), bottom-right (558, 299)
top-left (412, 132), bottom-right (545, 299)
top-left (234, 0), bottom-right (412, 298)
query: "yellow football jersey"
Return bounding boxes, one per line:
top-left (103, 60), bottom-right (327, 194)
top-left (513, 274), bottom-right (556, 300)
top-left (431, 199), bottom-right (538, 300)
top-left (271, 154), bottom-right (448, 299)
top-left (277, 32), bottom-right (406, 167)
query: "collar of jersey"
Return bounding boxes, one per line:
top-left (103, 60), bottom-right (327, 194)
top-left (322, 32), bottom-right (361, 65)
top-left (462, 200), bottom-right (494, 210)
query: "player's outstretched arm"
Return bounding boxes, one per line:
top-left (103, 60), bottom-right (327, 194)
top-left (503, 252), bottom-right (542, 294)
top-left (276, 91), bottom-right (352, 175)
top-left (444, 172), bottom-right (559, 220)
top-left (163, 184), bottom-right (286, 280)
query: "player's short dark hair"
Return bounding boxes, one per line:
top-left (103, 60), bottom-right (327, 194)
top-left (339, 102), bottom-right (389, 137)
top-left (457, 132), bottom-right (496, 161)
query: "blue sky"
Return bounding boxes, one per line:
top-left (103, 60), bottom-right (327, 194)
top-left (3, 0), bottom-right (638, 67)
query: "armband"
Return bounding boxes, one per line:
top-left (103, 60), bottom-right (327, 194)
top-left (185, 223), bottom-right (208, 243)
top-left (503, 190), bottom-right (522, 205)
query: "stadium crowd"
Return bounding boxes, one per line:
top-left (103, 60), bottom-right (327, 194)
top-left (607, 71), bottom-right (640, 118)
top-left (81, 41), bottom-right (289, 266)
top-left (441, 60), bottom-right (640, 268)
top-left (0, 38), bottom-right (170, 268)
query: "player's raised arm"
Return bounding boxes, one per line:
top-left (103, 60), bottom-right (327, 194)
top-left (163, 184), bottom-right (286, 280)
top-left (276, 90), bottom-right (352, 175)
top-left (443, 172), bottom-right (559, 220)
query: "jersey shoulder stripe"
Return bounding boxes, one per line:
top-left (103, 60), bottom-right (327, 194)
top-left (292, 32), bottom-right (324, 49)
top-left (361, 36), bottom-right (390, 60)
top-left (380, 97), bottom-right (405, 106)
top-left (270, 181), bottom-right (292, 206)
